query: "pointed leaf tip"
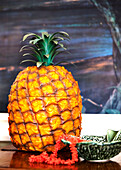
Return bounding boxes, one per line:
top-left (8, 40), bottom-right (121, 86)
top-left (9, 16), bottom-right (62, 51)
top-left (20, 59), bottom-right (37, 64)
top-left (23, 53), bottom-right (31, 57)
top-left (23, 33), bottom-right (35, 41)
top-left (22, 33), bottom-right (41, 41)
top-left (37, 62), bottom-right (43, 67)
top-left (44, 54), bottom-right (49, 58)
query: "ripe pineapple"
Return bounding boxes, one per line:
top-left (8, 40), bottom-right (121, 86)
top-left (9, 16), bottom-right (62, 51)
top-left (8, 31), bottom-right (82, 152)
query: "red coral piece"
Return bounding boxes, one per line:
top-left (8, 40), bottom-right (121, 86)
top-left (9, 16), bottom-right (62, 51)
top-left (29, 134), bottom-right (89, 165)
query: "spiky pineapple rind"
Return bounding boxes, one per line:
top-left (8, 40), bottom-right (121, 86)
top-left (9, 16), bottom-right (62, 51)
top-left (8, 65), bottom-right (82, 152)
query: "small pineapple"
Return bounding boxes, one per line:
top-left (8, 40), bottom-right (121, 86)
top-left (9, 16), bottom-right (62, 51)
top-left (8, 31), bottom-right (82, 152)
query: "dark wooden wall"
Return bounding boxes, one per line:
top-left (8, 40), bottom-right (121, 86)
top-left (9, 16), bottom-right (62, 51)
top-left (0, 0), bottom-right (117, 113)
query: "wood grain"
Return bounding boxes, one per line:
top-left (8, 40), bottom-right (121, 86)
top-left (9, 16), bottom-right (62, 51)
top-left (0, 143), bottom-right (121, 169)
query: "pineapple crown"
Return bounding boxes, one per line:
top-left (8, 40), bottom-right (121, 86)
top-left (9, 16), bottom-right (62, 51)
top-left (20, 31), bottom-right (70, 67)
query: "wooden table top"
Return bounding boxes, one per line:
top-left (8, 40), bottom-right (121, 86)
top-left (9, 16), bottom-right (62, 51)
top-left (0, 142), bottom-right (121, 170)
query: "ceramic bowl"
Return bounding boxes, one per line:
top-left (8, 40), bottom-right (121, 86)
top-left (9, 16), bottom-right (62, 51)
top-left (61, 129), bottom-right (121, 161)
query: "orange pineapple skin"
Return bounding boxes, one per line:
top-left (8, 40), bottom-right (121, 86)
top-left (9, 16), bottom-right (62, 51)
top-left (8, 65), bottom-right (82, 152)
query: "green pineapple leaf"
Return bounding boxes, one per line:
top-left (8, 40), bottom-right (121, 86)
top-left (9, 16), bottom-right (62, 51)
top-left (49, 31), bottom-right (70, 41)
top-left (20, 45), bottom-right (40, 54)
top-left (23, 53), bottom-right (42, 62)
top-left (22, 33), bottom-right (41, 41)
top-left (20, 59), bottom-right (37, 64)
top-left (20, 31), bottom-right (70, 67)
top-left (29, 38), bottom-right (42, 44)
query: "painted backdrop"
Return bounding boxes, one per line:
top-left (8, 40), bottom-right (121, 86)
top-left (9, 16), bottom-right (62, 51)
top-left (0, 0), bottom-right (121, 113)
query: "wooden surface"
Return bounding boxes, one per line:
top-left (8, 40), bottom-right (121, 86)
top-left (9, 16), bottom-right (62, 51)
top-left (0, 143), bottom-right (121, 170)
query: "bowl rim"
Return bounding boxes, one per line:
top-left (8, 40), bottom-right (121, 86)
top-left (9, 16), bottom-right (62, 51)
top-left (61, 136), bottom-right (121, 146)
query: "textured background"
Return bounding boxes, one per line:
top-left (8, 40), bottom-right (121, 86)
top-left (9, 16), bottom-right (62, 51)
top-left (0, 0), bottom-right (119, 113)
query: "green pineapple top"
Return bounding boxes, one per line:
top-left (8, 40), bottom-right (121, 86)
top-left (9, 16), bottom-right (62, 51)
top-left (20, 31), bottom-right (70, 67)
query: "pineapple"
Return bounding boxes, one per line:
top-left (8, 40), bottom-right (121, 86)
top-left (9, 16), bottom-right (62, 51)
top-left (8, 31), bottom-right (82, 152)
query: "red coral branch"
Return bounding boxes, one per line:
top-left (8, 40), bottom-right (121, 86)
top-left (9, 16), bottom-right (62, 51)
top-left (29, 134), bottom-right (87, 165)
